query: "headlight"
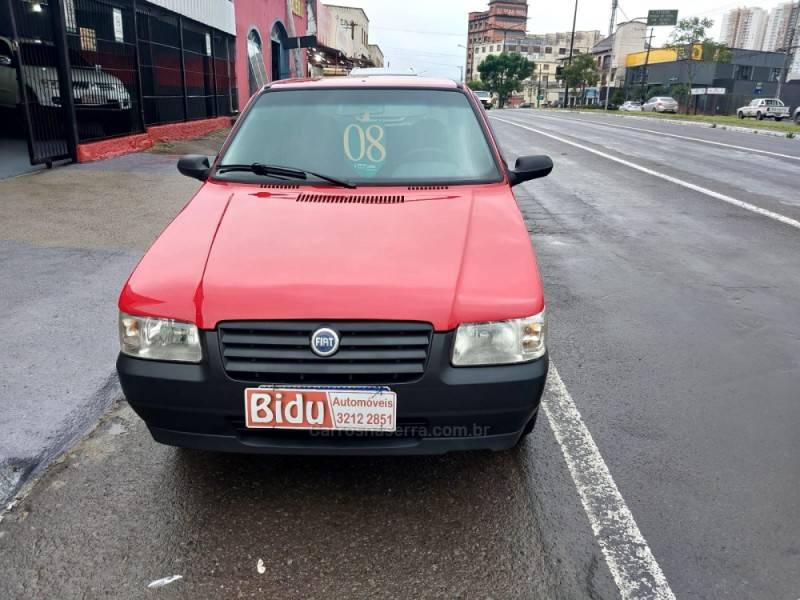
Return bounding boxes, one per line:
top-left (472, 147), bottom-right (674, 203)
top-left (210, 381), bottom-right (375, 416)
top-left (119, 312), bottom-right (202, 363)
top-left (452, 310), bottom-right (546, 366)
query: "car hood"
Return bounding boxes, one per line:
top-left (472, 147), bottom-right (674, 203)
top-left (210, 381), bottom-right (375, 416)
top-left (120, 182), bottom-right (544, 331)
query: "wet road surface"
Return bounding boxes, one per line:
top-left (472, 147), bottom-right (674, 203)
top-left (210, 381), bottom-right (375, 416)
top-left (1, 111), bottom-right (799, 599)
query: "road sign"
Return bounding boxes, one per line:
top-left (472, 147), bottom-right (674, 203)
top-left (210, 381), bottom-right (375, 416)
top-left (647, 9), bottom-right (679, 26)
top-left (706, 87), bottom-right (726, 95)
top-left (690, 88), bottom-right (706, 95)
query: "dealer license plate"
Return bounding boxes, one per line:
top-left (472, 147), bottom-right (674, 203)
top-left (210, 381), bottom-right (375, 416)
top-left (244, 386), bottom-right (396, 432)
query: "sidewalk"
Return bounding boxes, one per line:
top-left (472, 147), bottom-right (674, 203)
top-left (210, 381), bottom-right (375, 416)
top-left (0, 130), bottom-right (228, 504)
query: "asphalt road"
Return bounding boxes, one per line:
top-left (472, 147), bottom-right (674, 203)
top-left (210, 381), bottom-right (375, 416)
top-left (1, 111), bottom-right (798, 599)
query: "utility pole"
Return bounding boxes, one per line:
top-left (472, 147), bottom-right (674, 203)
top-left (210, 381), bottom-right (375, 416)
top-left (568, 0), bottom-right (578, 64)
top-left (775, 1), bottom-right (799, 102)
top-left (639, 28), bottom-right (654, 102)
top-left (537, 63), bottom-right (543, 107)
top-left (608, 0), bottom-right (618, 38)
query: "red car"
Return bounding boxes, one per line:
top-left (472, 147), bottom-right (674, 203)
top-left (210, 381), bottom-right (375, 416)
top-left (117, 76), bottom-right (553, 455)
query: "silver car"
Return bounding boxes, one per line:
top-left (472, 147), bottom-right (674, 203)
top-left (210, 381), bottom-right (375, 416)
top-left (619, 101), bottom-right (643, 112)
top-left (642, 96), bottom-right (678, 113)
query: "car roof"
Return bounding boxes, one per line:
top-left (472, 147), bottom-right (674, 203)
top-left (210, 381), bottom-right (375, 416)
top-left (267, 76), bottom-right (460, 91)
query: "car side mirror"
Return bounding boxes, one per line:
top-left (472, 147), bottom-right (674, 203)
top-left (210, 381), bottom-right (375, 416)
top-left (177, 154), bottom-right (210, 181)
top-left (508, 155), bottom-right (553, 186)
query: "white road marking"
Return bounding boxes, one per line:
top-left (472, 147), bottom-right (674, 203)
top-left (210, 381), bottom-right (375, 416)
top-left (147, 575), bottom-right (183, 589)
top-left (493, 116), bottom-right (800, 232)
top-left (525, 112), bottom-right (800, 161)
top-left (543, 365), bottom-right (677, 600)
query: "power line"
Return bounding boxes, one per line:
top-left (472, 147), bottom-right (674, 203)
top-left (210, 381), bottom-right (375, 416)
top-left (370, 25), bottom-right (465, 37)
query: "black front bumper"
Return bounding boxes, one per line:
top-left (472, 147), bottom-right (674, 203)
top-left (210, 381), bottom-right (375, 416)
top-left (117, 331), bottom-right (548, 455)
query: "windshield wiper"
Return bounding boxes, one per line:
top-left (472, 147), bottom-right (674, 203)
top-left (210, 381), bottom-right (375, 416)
top-left (216, 163), bottom-right (356, 189)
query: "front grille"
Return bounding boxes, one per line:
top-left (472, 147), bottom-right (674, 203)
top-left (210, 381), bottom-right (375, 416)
top-left (218, 321), bottom-right (433, 384)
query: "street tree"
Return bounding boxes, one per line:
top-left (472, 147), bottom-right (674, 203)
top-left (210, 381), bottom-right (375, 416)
top-left (560, 54), bottom-right (600, 107)
top-left (667, 18), bottom-right (732, 113)
top-left (467, 80), bottom-right (487, 91)
top-left (477, 53), bottom-right (534, 108)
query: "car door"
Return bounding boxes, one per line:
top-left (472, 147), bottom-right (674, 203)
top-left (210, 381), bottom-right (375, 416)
top-left (0, 38), bottom-right (17, 108)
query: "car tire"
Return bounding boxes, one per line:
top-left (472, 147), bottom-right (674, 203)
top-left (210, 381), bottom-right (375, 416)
top-left (795, 113), bottom-right (800, 125)
top-left (738, 111), bottom-right (744, 119)
top-left (757, 111), bottom-right (763, 120)
top-left (774, 117), bottom-right (783, 122)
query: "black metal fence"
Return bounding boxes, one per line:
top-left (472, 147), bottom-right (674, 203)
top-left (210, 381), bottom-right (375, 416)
top-left (74, 0), bottom-right (237, 138)
top-left (4, 0), bottom-right (237, 160)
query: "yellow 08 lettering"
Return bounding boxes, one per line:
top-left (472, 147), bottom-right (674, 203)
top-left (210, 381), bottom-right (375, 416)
top-left (343, 124), bottom-right (386, 163)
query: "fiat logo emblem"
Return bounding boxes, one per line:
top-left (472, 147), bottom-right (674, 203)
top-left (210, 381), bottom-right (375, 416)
top-left (310, 327), bottom-right (340, 357)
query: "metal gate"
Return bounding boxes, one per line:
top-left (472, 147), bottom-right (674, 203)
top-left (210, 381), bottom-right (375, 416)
top-left (5, 0), bottom-right (77, 166)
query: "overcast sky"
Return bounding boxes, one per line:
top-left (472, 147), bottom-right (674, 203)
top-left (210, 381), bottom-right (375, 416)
top-left (354, 0), bottom-right (783, 80)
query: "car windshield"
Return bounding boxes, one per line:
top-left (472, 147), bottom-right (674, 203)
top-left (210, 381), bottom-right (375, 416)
top-left (475, 91), bottom-right (490, 98)
top-left (219, 88), bottom-right (501, 186)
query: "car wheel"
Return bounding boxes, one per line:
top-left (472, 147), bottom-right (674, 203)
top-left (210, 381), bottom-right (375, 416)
top-left (738, 111), bottom-right (744, 119)
top-left (774, 117), bottom-right (783, 122)
top-left (795, 113), bottom-right (800, 125)
top-left (757, 111), bottom-right (763, 120)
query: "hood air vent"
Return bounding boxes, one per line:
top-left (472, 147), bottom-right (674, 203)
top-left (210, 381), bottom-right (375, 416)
top-left (297, 194), bottom-right (404, 204)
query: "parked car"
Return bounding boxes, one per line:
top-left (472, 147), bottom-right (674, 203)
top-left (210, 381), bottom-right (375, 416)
top-left (737, 98), bottom-right (790, 121)
top-left (117, 76), bottom-right (553, 455)
top-left (794, 105), bottom-right (800, 125)
top-left (473, 90), bottom-right (493, 110)
top-left (619, 101), bottom-right (643, 112)
top-left (0, 36), bottom-right (131, 111)
top-left (642, 96), bottom-right (678, 113)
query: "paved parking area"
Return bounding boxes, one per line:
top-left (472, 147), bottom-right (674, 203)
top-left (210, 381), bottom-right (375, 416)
top-left (0, 133), bottom-right (226, 503)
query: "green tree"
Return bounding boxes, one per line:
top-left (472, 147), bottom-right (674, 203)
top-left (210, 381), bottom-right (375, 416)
top-left (560, 54), bottom-right (600, 107)
top-left (467, 80), bottom-right (487, 91)
top-left (667, 18), bottom-right (732, 113)
top-left (477, 52), bottom-right (534, 108)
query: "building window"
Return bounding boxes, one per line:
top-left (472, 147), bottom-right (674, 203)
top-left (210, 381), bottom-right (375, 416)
top-left (768, 68), bottom-right (781, 81)
top-left (734, 64), bottom-right (753, 80)
top-left (545, 46), bottom-right (552, 54)
top-left (247, 29), bottom-right (267, 96)
top-left (520, 46), bottom-right (528, 52)
top-left (543, 64), bottom-right (549, 70)
top-left (532, 45), bottom-right (541, 53)
top-left (559, 47), bottom-right (566, 55)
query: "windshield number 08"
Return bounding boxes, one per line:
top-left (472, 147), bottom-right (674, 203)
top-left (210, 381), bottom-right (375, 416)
top-left (343, 124), bottom-right (386, 163)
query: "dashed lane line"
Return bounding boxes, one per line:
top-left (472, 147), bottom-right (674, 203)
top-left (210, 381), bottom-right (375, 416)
top-left (492, 116), bottom-right (800, 232)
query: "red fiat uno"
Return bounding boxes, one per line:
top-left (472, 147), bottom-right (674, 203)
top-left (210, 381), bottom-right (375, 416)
top-left (117, 76), bottom-right (553, 455)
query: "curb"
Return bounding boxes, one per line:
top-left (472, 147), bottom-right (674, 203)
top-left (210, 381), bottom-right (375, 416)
top-left (539, 109), bottom-right (799, 140)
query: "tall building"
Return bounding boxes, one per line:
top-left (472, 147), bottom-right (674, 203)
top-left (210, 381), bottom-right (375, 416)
top-left (762, 2), bottom-right (794, 51)
top-left (719, 7), bottom-right (768, 50)
top-left (465, 0), bottom-right (528, 82)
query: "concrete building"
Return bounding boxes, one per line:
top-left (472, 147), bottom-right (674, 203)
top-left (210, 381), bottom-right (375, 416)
top-left (308, 3), bottom-right (382, 76)
top-left (590, 20), bottom-right (647, 106)
top-left (624, 47), bottom-right (800, 114)
top-left (469, 30), bottom-right (601, 105)
top-left (761, 2), bottom-right (800, 81)
top-left (720, 7), bottom-right (768, 50)
top-left (465, 0), bottom-right (528, 82)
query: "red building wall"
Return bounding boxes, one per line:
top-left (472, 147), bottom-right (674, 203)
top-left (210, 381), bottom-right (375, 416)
top-left (233, 0), bottom-right (309, 111)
